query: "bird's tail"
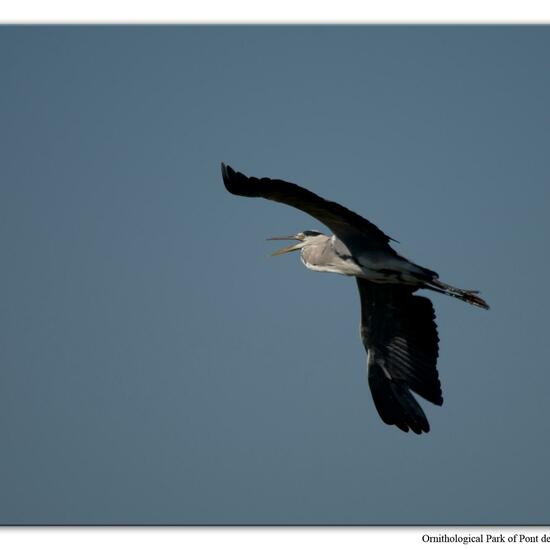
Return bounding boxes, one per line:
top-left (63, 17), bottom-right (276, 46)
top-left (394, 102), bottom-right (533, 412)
top-left (423, 279), bottom-right (490, 310)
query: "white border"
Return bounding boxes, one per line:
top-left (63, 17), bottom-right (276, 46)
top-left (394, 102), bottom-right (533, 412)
top-left (0, 6), bottom-right (547, 549)
top-left (2, 527), bottom-right (550, 549)
top-left (0, 0), bottom-right (550, 23)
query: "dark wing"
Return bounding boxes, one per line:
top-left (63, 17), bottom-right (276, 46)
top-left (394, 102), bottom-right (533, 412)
top-left (221, 163), bottom-right (395, 252)
top-left (356, 279), bottom-right (442, 434)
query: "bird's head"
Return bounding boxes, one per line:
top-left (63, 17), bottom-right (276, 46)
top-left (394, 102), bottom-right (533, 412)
top-left (268, 230), bottom-right (326, 256)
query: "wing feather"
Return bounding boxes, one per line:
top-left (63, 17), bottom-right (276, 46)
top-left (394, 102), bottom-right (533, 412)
top-left (356, 279), bottom-right (442, 434)
top-left (221, 163), bottom-right (394, 251)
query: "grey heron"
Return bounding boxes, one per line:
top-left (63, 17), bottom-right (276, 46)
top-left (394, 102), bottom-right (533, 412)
top-left (221, 163), bottom-right (488, 434)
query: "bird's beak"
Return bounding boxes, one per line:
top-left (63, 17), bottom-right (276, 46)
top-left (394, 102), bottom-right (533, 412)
top-left (267, 235), bottom-right (304, 256)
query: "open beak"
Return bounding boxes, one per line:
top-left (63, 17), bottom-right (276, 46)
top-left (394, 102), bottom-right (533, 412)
top-left (267, 235), bottom-right (304, 256)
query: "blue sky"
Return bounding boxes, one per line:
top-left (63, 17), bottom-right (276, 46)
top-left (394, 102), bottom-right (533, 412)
top-left (0, 26), bottom-right (549, 524)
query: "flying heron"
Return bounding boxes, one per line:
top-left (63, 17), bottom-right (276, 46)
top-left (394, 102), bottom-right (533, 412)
top-left (221, 163), bottom-right (488, 434)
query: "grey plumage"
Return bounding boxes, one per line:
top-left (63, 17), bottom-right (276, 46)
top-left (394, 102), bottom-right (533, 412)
top-left (221, 163), bottom-right (489, 434)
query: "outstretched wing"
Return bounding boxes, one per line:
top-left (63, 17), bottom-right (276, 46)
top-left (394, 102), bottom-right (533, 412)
top-left (221, 163), bottom-right (394, 252)
top-left (356, 279), bottom-right (442, 434)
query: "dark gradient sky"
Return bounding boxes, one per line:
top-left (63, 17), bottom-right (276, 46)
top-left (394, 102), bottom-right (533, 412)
top-left (1, 26), bottom-right (549, 525)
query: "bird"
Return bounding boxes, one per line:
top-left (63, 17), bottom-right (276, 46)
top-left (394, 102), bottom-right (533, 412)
top-left (221, 163), bottom-right (489, 434)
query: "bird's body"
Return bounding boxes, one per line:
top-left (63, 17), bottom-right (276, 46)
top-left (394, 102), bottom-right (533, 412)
top-left (298, 233), bottom-right (432, 284)
top-left (221, 163), bottom-right (488, 434)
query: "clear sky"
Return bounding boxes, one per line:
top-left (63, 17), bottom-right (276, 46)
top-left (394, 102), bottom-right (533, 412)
top-left (1, 25), bottom-right (549, 525)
